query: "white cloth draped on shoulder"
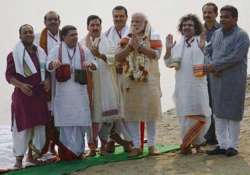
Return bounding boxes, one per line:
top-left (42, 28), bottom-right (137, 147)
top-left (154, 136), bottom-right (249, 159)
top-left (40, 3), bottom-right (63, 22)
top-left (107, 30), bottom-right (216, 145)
top-left (13, 41), bottom-right (47, 78)
top-left (47, 42), bottom-right (97, 127)
top-left (105, 25), bottom-right (129, 47)
top-left (60, 42), bottom-right (86, 69)
top-left (82, 34), bottom-right (122, 122)
top-left (97, 35), bottom-right (120, 118)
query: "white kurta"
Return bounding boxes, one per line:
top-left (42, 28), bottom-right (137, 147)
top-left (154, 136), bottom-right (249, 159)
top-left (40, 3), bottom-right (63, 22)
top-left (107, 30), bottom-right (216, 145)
top-left (105, 25), bottom-right (129, 93)
top-left (35, 30), bottom-right (61, 112)
top-left (104, 26), bottom-right (132, 141)
top-left (34, 31), bottom-right (60, 53)
top-left (47, 43), bottom-right (97, 127)
top-left (173, 37), bottom-right (211, 118)
top-left (166, 36), bottom-right (211, 145)
top-left (81, 34), bottom-right (121, 123)
top-left (105, 25), bottom-right (129, 47)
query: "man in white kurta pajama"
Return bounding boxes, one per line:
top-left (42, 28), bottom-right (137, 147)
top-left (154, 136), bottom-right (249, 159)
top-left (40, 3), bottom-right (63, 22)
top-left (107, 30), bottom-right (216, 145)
top-left (81, 15), bottom-right (124, 155)
top-left (115, 13), bottom-right (163, 157)
top-left (34, 11), bottom-right (61, 155)
top-left (164, 14), bottom-right (211, 154)
top-left (104, 6), bottom-right (132, 152)
top-left (47, 25), bottom-right (97, 160)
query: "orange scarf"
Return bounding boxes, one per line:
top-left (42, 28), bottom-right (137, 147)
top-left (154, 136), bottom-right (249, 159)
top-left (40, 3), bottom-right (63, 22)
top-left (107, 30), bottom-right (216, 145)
top-left (84, 34), bottom-right (95, 109)
top-left (39, 28), bottom-right (48, 54)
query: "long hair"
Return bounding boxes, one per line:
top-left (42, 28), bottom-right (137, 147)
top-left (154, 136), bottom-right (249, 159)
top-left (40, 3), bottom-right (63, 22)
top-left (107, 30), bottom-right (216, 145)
top-left (178, 14), bottom-right (203, 36)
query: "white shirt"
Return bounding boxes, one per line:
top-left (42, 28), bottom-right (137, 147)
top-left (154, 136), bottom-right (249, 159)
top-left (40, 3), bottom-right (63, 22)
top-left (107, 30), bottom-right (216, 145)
top-left (105, 25), bottom-right (129, 48)
top-left (34, 30), bottom-right (60, 54)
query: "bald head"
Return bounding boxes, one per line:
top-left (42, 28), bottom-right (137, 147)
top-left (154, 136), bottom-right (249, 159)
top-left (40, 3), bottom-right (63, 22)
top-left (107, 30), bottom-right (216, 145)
top-left (44, 11), bottom-right (60, 35)
top-left (44, 11), bottom-right (60, 21)
top-left (131, 12), bottom-right (148, 34)
top-left (19, 24), bottom-right (34, 46)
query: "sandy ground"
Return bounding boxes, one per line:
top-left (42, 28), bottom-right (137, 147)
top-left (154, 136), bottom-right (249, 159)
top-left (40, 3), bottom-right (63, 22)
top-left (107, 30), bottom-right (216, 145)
top-left (72, 79), bottom-right (250, 175)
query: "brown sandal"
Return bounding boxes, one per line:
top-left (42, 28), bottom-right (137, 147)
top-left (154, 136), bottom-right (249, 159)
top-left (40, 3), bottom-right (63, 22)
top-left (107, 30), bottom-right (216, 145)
top-left (106, 141), bottom-right (115, 153)
top-left (128, 148), bottom-right (142, 157)
top-left (85, 149), bottom-right (96, 157)
top-left (148, 146), bottom-right (161, 156)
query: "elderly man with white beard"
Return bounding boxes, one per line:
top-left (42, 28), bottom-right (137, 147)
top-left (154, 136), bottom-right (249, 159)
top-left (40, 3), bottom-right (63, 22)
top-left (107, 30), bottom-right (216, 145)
top-left (115, 13), bottom-right (162, 157)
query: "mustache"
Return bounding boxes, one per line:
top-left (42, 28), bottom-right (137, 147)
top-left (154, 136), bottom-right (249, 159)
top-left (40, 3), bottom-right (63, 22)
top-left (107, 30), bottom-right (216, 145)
top-left (49, 23), bottom-right (58, 26)
top-left (183, 28), bottom-right (192, 31)
top-left (204, 16), bottom-right (212, 19)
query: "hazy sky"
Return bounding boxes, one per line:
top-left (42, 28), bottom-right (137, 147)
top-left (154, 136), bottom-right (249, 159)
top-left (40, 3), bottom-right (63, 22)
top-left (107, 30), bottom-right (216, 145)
top-left (0, 0), bottom-right (249, 124)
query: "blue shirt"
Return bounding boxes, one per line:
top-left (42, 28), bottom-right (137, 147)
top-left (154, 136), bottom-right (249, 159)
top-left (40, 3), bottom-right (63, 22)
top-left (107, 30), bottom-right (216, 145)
top-left (205, 25), bottom-right (250, 120)
top-left (204, 22), bottom-right (221, 42)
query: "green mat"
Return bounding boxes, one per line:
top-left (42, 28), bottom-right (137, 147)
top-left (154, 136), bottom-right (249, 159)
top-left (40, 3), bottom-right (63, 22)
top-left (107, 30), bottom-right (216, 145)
top-left (4, 144), bottom-right (180, 175)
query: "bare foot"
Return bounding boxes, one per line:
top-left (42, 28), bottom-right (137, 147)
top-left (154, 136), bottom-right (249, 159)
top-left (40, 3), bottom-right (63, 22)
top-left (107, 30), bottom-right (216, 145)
top-left (14, 156), bottom-right (23, 169)
top-left (81, 154), bottom-right (87, 160)
top-left (180, 144), bottom-right (192, 155)
top-left (148, 146), bottom-right (161, 156)
top-left (26, 156), bottom-right (46, 165)
top-left (195, 146), bottom-right (205, 154)
top-left (100, 148), bottom-right (109, 156)
top-left (14, 162), bottom-right (23, 169)
top-left (85, 149), bottom-right (96, 158)
top-left (50, 148), bottom-right (57, 155)
top-left (123, 142), bottom-right (133, 153)
top-left (106, 141), bottom-right (115, 153)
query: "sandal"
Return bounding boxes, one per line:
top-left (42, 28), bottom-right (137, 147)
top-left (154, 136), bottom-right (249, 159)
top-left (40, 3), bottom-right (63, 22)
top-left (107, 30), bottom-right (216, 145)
top-left (128, 148), bottom-right (142, 157)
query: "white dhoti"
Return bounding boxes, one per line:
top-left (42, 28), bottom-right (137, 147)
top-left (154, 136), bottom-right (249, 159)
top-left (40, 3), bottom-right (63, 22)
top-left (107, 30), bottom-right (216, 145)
top-left (12, 120), bottom-right (45, 157)
top-left (59, 126), bottom-right (91, 156)
top-left (214, 116), bottom-right (241, 149)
